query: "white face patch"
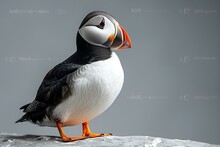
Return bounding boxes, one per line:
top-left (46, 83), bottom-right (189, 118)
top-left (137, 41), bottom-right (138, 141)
top-left (79, 15), bottom-right (116, 47)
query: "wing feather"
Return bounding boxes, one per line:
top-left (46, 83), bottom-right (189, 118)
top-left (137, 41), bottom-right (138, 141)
top-left (22, 63), bottom-right (81, 113)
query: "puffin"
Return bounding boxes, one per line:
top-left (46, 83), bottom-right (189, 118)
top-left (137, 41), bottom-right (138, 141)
top-left (16, 11), bottom-right (132, 142)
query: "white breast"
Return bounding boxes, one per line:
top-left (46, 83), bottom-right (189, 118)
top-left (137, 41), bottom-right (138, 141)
top-left (52, 52), bottom-right (124, 126)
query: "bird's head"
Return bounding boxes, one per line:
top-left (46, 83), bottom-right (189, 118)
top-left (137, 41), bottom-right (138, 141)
top-left (78, 11), bottom-right (132, 50)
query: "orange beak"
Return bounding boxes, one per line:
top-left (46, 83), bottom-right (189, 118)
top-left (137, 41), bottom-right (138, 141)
top-left (110, 24), bottom-right (132, 50)
top-left (117, 25), bottom-right (132, 50)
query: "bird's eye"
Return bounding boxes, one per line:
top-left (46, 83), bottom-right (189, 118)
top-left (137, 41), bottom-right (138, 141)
top-left (97, 18), bottom-right (105, 29)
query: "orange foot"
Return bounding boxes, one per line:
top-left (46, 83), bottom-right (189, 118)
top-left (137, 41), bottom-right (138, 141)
top-left (56, 122), bottom-right (88, 142)
top-left (82, 121), bottom-right (112, 138)
top-left (56, 121), bottom-right (112, 142)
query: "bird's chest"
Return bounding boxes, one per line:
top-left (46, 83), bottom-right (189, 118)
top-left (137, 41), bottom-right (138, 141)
top-left (72, 59), bottom-right (124, 103)
top-left (53, 53), bottom-right (124, 125)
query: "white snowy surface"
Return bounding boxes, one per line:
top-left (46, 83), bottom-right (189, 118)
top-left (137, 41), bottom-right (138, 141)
top-left (0, 133), bottom-right (219, 147)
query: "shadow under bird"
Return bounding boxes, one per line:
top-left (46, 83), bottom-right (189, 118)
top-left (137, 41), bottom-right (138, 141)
top-left (16, 11), bottom-right (132, 142)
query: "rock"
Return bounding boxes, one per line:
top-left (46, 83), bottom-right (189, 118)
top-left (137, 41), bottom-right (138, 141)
top-left (0, 133), bottom-right (219, 147)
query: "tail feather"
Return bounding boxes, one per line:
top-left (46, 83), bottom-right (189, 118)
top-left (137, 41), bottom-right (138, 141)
top-left (19, 103), bottom-right (30, 111)
top-left (15, 114), bottom-right (29, 123)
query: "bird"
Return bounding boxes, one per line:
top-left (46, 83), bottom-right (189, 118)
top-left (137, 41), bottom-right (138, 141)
top-left (16, 11), bottom-right (132, 142)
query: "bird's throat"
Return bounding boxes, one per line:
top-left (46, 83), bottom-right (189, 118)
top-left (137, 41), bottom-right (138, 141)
top-left (76, 33), bottom-right (112, 63)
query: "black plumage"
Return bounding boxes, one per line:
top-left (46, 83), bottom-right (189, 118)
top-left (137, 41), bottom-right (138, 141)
top-left (16, 62), bottom-right (81, 123)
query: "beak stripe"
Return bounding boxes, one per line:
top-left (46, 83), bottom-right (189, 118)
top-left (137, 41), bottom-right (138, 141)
top-left (117, 25), bottom-right (132, 49)
top-left (110, 26), bottom-right (123, 48)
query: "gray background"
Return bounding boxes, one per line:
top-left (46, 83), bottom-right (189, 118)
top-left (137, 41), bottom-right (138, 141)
top-left (0, 0), bottom-right (220, 145)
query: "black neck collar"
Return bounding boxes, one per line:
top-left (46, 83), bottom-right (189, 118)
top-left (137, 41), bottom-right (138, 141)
top-left (72, 33), bottom-right (112, 64)
top-left (65, 33), bottom-right (112, 65)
